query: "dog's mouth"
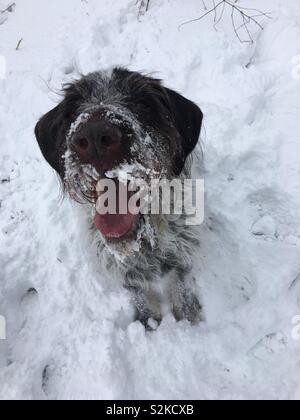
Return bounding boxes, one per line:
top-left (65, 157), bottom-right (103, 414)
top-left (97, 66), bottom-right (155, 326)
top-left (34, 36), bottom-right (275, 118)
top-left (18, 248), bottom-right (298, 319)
top-left (93, 176), bottom-right (140, 240)
top-left (94, 211), bottom-right (137, 239)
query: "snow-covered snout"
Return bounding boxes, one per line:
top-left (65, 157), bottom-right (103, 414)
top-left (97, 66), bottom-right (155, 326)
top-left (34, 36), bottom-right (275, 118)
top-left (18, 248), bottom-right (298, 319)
top-left (65, 106), bottom-right (177, 242)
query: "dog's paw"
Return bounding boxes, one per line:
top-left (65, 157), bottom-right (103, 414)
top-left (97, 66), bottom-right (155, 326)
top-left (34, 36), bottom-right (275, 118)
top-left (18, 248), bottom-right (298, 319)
top-left (173, 292), bottom-right (203, 325)
top-left (135, 311), bottom-right (162, 331)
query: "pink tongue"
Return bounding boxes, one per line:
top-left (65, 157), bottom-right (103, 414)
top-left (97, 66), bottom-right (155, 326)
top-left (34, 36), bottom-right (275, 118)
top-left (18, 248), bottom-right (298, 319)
top-left (94, 212), bottom-right (136, 238)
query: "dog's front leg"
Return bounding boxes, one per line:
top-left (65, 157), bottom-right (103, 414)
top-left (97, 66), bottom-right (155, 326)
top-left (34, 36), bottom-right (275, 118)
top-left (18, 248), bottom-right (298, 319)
top-left (125, 274), bottom-right (162, 330)
top-left (170, 271), bottom-right (202, 325)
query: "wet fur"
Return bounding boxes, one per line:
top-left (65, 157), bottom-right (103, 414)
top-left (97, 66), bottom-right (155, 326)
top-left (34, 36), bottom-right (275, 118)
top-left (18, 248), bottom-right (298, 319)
top-left (35, 68), bottom-right (204, 328)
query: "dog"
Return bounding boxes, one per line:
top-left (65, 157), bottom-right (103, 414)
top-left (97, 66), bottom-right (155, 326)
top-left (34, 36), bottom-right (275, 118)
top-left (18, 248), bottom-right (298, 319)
top-left (35, 68), bottom-right (204, 329)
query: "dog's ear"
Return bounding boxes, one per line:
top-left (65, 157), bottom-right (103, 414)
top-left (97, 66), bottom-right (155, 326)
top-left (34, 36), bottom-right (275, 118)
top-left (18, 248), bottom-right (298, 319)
top-left (165, 88), bottom-right (203, 174)
top-left (34, 103), bottom-right (67, 174)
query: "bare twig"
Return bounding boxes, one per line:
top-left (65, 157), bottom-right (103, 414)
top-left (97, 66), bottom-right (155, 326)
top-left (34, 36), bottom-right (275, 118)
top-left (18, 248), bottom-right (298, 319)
top-left (289, 272), bottom-right (300, 291)
top-left (0, 2), bottom-right (16, 14)
top-left (212, 0), bottom-right (217, 23)
top-left (16, 38), bottom-right (23, 51)
top-left (179, 0), bottom-right (272, 44)
top-left (137, 0), bottom-right (150, 20)
top-left (214, 1), bottom-right (226, 30)
top-left (179, 0), bottom-right (224, 28)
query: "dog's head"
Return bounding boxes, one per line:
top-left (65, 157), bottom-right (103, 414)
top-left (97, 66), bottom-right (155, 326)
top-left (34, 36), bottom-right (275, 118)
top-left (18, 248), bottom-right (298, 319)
top-left (35, 68), bottom-right (203, 252)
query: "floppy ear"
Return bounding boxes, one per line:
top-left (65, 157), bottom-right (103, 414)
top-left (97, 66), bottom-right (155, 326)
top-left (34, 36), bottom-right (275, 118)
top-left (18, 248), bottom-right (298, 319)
top-left (34, 103), bottom-right (66, 174)
top-left (165, 88), bottom-right (203, 174)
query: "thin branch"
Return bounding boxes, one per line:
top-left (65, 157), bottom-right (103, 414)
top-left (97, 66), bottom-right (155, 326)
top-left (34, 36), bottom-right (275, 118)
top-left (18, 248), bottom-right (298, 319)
top-left (214, 1), bottom-right (226, 30)
top-left (289, 272), bottom-right (300, 291)
top-left (137, 0), bottom-right (150, 20)
top-left (179, 0), bottom-right (272, 44)
top-left (212, 0), bottom-right (217, 23)
top-left (0, 3), bottom-right (15, 14)
top-left (243, 14), bottom-right (254, 44)
top-left (16, 38), bottom-right (23, 51)
top-left (179, 0), bottom-right (224, 29)
top-left (230, 3), bottom-right (272, 19)
top-left (231, 7), bottom-right (245, 44)
top-left (202, 0), bottom-right (207, 11)
top-left (230, 3), bottom-right (264, 31)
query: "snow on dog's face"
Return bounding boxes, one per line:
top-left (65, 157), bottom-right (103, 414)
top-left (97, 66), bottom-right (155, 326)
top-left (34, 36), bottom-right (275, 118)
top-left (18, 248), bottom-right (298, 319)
top-left (35, 68), bottom-right (203, 254)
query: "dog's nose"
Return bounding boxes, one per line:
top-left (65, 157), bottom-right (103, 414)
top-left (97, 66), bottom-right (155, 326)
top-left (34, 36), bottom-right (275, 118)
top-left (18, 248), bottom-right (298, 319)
top-left (72, 121), bottom-right (122, 164)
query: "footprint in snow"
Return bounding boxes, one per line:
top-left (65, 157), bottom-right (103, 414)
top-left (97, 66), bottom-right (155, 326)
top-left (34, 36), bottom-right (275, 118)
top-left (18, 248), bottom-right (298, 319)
top-left (251, 215), bottom-right (278, 239)
top-left (42, 363), bottom-right (57, 398)
top-left (249, 332), bottom-right (288, 360)
top-left (20, 288), bottom-right (39, 314)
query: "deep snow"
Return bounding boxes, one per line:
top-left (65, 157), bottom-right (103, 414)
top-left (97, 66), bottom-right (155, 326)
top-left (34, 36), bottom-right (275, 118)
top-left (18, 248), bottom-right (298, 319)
top-left (1, 0), bottom-right (300, 400)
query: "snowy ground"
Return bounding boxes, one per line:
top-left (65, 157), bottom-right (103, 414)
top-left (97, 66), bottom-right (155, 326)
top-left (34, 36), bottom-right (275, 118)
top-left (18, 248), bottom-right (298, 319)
top-left (1, 0), bottom-right (300, 400)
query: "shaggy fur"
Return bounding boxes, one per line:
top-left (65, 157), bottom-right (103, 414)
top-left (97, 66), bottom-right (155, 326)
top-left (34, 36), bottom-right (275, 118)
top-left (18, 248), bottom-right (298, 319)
top-left (35, 68), bottom-right (204, 328)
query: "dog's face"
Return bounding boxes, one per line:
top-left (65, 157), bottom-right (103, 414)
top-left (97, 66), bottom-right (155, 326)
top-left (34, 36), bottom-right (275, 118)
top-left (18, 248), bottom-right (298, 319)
top-left (35, 68), bottom-right (203, 252)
